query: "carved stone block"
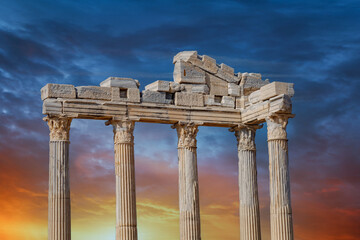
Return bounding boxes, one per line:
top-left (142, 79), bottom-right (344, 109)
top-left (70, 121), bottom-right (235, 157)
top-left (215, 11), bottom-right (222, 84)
top-left (173, 51), bottom-right (218, 74)
top-left (169, 82), bottom-right (184, 93)
top-left (100, 77), bottom-right (139, 89)
top-left (204, 95), bottom-right (222, 106)
top-left (242, 73), bottom-right (269, 95)
top-left (269, 94), bottom-right (292, 113)
top-left (228, 83), bottom-right (241, 97)
top-left (173, 51), bottom-right (198, 64)
top-left (127, 88), bottom-right (140, 103)
top-left (41, 84), bottom-right (76, 100)
top-left (236, 96), bottom-right (249, 109)
top-left (142, 90), bottom-right (173, 104)
top-left (215, 63), bottom-right (239, 84)
top-left (145, 80), bottom-right (171, 92)
top-left (42, 99), bottom-right (62, 114)
top-left (175, 92), bottom-right (204, 107)
top-left (221, 96), bottom-right (235, 108)
top-left (200, 55), bottom-right (218, 74)
top-left (173, 60), bottom-right (206, 84)
top-left (206, 73), bottom-right (228, 96)
top-left (181, 84), bottom-right (209, 94)
top-left (248, 90), bottom-right (261, 104)
top-left (76, 86), bottom-right (112, 100)
top-left (260, 82), bottom-right (294, 101)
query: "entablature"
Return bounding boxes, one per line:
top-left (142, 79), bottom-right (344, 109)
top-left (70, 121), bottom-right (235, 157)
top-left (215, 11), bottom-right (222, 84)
top-left (42, 51), bottom-right (294, 127)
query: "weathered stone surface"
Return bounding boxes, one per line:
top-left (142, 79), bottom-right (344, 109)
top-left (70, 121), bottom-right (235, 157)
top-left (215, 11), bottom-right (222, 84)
top-left (173, 51), bottom-right (198, 64)
top-left (169, 82), bottom-right (184, 93)
top-left (236, 96), bottom-right (249, 109)
top-left (110, 120), bottom-right (138, 240)
top-left (204, 95), bottom-right (222, 106)
top-left (45, 117), bottom-right (72, 240)
top-left (181, 84), bottom-right (209, 94)
top-left (76, 86), bottom-right (112, 100)
top-left (173, 60), bottom-right (206, 84)
top-left (269, 94), bottom-right (292, 113)
top-left (215, 63), bottom-right (239, 84)
top-left (41, 84), bottom-right (76, 100)
top-left (173, 51), bottom-right (218, 74)
top-left (232, 126), bottom-right (262, 240)
top-left (42, 99), bottom-right (62, 114)
top-left (220, 63), bottom-right (234, 75)
top-left (260, 82), bottom-right (294, 101)
top-left (175, 92), bottom-right (204, 107)
top-left (242, 73), bottom-right (269, 95)
top-left (111, 87), bottom-right (122, 101)
top-left (228, 83), bottom-right (241, 97)
top-left (206, 73), bottom-right (228, 96)
top-left (100, 77), bottom-right (139, 89)
top-left (200, 55), bottom-right (218, 74)
top-left (221, 96), bottom-right (235, 108)
top-left (249, 90), bottom-right (261, 104)
top-left (173, 123), bottom-right (201, 240)
top-left (145, 80), bottom-right (170, 92)
top-left (266, 115), bottom-right (294, 240)
top-left (127, 88), bottom-right (140, 103)
top-left (142, 90), bottom-right (173, 104)
top-left (191, 55), bottom-right (218, 74)
top-left (112, 88), bottom-right (140, 103)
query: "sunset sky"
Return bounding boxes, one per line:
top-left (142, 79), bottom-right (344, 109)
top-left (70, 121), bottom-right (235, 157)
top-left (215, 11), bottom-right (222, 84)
top-left (0, 1), bottom-right (359, 240)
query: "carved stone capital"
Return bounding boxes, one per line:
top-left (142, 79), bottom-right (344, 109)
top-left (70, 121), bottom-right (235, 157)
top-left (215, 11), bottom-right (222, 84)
top-left (172, 122), bottom-right (199, 149)
top-left (266, 114), bottom-right (292, 141)
top-left (230, 124), bottom-right (261, 151)
top-left (112, 120), bottom-right (135, 144)
top-left (44, 116), bottom-right (72, 141)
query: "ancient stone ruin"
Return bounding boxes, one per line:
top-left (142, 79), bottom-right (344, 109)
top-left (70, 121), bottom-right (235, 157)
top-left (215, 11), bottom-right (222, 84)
top-left (41, 51), bottom-right (295, 240)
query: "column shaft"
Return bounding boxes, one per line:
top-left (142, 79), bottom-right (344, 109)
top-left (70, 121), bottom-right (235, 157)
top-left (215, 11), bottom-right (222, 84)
top-left (266, 115), bottom-right (294, 240)
top-left (112, 120), bottom-right (137, 240)
top-left (45, 117), bottom-right (72, 240)
top-left (173, 123), bottom-right (201, 240)
top-left (233, 126), bottom-right (261, 240)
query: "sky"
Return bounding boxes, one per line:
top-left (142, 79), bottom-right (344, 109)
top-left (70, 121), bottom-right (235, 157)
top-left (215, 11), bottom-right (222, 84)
top-left (0, 0), bottom-right (359, 240)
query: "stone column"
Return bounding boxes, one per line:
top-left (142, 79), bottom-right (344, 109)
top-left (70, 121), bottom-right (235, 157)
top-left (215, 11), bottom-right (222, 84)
top-left (231, 124), bottom-right (262, 240)
top-left (172, 122), bottom-right (201, 240)
top-left (111, 120), bottom-right (137, 240)
top-left (266, 114), bottom-right (294, 240)
top-left (44, 116), bottom-right (72, 240)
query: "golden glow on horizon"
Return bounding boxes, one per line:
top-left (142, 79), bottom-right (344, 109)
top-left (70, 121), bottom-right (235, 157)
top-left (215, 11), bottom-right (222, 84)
top-left (1, 192), bottom-right (359, 240)
top-left (0, 151), bottom-right (358, 240)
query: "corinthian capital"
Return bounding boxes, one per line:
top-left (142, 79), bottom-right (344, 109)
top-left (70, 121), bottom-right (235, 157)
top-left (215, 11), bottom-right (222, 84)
top-left (172, 122), bottom-right (199, 149)
top-left (112, 120), bottom-right (135, 144)
top-left (44, 116), bottom-right (72, 141)
top-left (266, 114), bottom-right (293, 141)
top-left (230, 124), bottom-right (261, 151)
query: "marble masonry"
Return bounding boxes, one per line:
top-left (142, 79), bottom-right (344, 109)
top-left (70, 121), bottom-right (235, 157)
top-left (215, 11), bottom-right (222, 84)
top-left (42, 51), bottom-right (295, 240)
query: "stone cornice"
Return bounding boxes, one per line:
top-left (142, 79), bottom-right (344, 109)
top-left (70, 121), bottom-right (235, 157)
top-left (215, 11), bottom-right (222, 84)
top-left (44, 116), bottom-right (72, 141)
top-left (172, 122), bottom-right (199, 149)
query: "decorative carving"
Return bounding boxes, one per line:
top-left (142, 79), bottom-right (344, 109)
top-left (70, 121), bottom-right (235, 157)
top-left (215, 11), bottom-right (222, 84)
top-left (230, 124), bottom-right (261, 151)
top-left (44, 116), bottom-right (72, 141)
top-left (172, 122), bottom-right (199, 149)
top-left (266, 114), bottom-right (291, 141)
top-left (112, 120), bottom-right (135, 144)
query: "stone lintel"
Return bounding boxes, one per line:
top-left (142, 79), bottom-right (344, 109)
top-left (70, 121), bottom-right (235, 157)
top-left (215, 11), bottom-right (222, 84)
top-left (42, 91), bottom-right (292, 127)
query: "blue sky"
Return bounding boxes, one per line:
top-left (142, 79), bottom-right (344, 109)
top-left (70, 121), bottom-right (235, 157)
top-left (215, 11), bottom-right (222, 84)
top-left (0, 1), bottom-right (359, 239)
